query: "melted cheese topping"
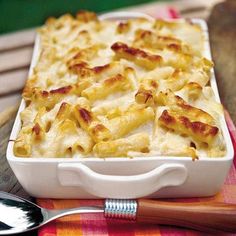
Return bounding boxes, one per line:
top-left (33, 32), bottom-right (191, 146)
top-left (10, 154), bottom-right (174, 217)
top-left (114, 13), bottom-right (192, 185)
top-left (15, 11), bottom-right (226, 159)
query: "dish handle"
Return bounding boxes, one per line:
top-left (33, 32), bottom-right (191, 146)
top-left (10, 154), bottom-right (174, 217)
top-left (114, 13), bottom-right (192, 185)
top-left (57, 163), bottom-right (188, 198)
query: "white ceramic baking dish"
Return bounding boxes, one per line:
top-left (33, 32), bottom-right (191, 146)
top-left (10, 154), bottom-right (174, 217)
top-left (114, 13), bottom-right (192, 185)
top-left (6, 12), bottom-right (234, 199)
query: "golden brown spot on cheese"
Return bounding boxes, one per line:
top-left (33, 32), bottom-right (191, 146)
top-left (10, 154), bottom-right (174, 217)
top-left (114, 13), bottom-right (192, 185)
top-left (41, 90), bottom-right (49, 97)
top-left (111, 42), bottom-right (162, 62)
top-left (79, 30), bottom-right (89, 35)
top-left (73, 51), bottom-right (84, 60)
top-left (90, 124), bottom-right (111, 142)
top-left (45, 121), bottom-right (52, 132)
top-left (158, 35), bottom-right (181, 43)
top-left (176, 98), bottom-right (193, 111)
top-left (113, 42), bottom-right (148, 58)
top-left (159, 110), bottom-right (176, 125)
top-left (93, 64), bottom-right (110, 74)
top-left (67, 147), bottom-right (72, 153)
top-left (138, 29), bottom-right (152, 39)
top-left (69, 44), bottom-right (102, 63)
top-left (150, 80), bottom-right (158, 88)
top-left (22, 77), bottom-right (38, 99)
top-left (184, 82), bottom-right (203, 100)
top-left (159, 110), bottom-right (219, 144)
top-left (69, 62), bottom-right (92, 77)
top-left (104, 74), bottom-right (124, 86)
top-left (56, 102), bottom-right (69, 119)
top-left (135, 90), bottom-right (153, 104)
top-left (116, 22), bottom-right (130, 34)
top-left (77, 145), bottom-right (85, 153)
top-left (69, 61), bottom-right (111, 77)
top-left (141, 147), bottom-right (149, 153)
top-left (32, 123), bottom-right (41, 136)
top-left (175, 94), bottom-right (204, 112)
top-left (50, 85), bottom-right (72, 94)
top-left (59, 102), bottom-right (68, 109)
top-left (68, 60), bottom-right (87, 68)
top-left (156, 90), bottom-right (215, 125)
top-left (187, 82), bottom-right (202, 89)
top-left (190, 141), bottom-right (196, 149)
top-left (79, 108), bottom-right (92, 123)
top-left (171, 69), bottom-right (181, 78)
top-left (179, 116), bottom-right (218, 137)
top-left (92, 124), bottom-right (107, 134)
top-left (134, 30), bottom-right (182, 50)
top-left (176, 97), bottom-right (208, 117)
top-left (167, 43), bottom-right (182, 52)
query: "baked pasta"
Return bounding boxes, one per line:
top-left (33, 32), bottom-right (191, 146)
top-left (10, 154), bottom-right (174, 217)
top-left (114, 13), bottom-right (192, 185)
top-left (14, 11), bottom-right (226, 159)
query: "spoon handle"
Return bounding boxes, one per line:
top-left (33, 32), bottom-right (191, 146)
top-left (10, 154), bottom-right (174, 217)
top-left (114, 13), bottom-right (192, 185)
top-left (136, 199), bottom-right (236, 233)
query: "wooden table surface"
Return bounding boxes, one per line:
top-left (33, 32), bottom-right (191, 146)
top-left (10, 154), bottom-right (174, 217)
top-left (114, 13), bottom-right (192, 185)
top-left (0, 0), bottom-right (235, 213)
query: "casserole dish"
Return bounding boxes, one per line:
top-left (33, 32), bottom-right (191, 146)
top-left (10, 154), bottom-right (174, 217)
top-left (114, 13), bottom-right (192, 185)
top-left (7, 12), bottom-right (234, 199)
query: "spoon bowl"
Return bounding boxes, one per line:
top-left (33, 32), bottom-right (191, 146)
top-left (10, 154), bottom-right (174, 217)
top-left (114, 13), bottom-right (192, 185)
top-left (0, 192), bottom-right (45, 234)
top-left (0, 192), bottom-right (103, 235)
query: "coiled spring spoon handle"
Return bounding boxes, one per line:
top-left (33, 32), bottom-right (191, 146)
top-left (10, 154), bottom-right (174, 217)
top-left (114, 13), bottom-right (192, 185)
top-left (105, 199), bottom-right (236, 233)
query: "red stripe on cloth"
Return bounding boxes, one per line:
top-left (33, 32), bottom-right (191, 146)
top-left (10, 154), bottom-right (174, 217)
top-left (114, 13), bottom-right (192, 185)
top-left (224, 164), bottom-right (236, 185)
top-left (134, 222), bottom-right (161, 235)
top-left (185, 231), bottom-right (203, 236)
top-left (224, 109), bottom-right (236, 167)
top-left (106, 219), bottom-right (137, 236)
top-left (168, 7), bottom-right (180, 19)
top-left (222, 185), bottom-right (236, 204)
top-left (37, 199), bottom-right (57, 236)
top-left (150, 6), bottom-right (179, 19)
top-left (78, 200), bottom-right (109, 236)
top-left (159, 225), bottom-right (188, 236)
top-left (231, 132), bottom-right (236, 167)
top-left (80, 213), bottom-right (108, 236)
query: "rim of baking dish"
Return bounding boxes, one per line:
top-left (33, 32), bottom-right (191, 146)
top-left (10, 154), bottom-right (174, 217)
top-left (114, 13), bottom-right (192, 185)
top-left (6, 12), bottom-right (234, 163)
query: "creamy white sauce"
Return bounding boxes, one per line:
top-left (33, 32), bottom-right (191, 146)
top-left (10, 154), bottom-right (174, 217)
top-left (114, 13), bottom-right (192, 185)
top-left (20, 16), bottom-right (225, 158)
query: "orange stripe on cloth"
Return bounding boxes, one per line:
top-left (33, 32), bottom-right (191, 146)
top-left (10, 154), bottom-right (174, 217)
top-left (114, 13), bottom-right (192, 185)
top-left (38, 199), bottom-right (107, 236)
top-left (53, 200), bottom-right (83, 236)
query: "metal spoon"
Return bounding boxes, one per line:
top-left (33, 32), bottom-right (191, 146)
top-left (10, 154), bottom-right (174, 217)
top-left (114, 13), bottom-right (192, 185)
top-left (0, 191), bottom-right (105, 235)
top-left (1, 191), bottom-right (236, 235)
